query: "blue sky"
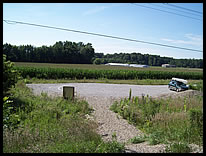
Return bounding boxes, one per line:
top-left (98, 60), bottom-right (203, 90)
top-left (3, 3), bottom-right (203, 59)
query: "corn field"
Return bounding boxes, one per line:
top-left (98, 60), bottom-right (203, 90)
top-left (14, 66), bottom-right (203, 80)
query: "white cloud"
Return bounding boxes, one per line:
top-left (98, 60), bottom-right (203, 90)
top-left (161, 33), bottom-right (203, 48)
top-left (82, 6), bottom-right (109, 16)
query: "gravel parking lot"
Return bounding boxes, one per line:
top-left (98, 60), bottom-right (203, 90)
top-left (26, 83), bottom-right (174, 98)
top-left (26, 83), bottom-right (202, 153)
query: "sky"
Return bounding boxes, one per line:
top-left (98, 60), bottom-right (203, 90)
top-left (3, 3), bottom-right (203, 59)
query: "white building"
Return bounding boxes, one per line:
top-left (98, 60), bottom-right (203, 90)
top-left (105, 63), bottom-right (149, 68)
top-left (105, 63), bottom-right (130, 67)
top-left (162, 64), bottom-right (176, 68)
top-left (129, 64), bottom-right (149, 68)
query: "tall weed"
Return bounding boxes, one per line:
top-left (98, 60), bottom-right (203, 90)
top-left (110, 93), bottom-right (203, 148)
top-left (4, 80), bottom-right (125, 153)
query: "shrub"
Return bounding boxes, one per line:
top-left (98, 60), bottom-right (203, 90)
top-left (93, 58), bottom-right (102, 65)
top-left (3, 54), bottom-right (20, 96)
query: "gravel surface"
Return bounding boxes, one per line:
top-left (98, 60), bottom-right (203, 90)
top-left (26, 83), bottom-right (174, 98)
top-left (26, 83), bottom-right (202, 153)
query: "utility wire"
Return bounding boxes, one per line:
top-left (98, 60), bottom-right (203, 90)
top-left (164, 3), bottom-right (203, 15)
top-left (131, 3), bottom-right (202, 22)
top-left (148, 3), bottom-right (202, 18)
top-left (3, 19), bottom-right (203, 53)
top-left (4, 20), bottom-right (17, 24)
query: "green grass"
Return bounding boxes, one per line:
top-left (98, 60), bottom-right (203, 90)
top-left (188, 80), bottom-right (203, 91)
top-left (110, 91), bottom-right (203, 152)
top-left (22, 77), bottom-right (202, 91)
top-left (165, 142), bottom-right (192, 153)
top-left (129, 136), bottom-right (146, 144)
top-left (3, 80), bottom-right (125, 153)
top-left (23, 77), bottom-right (172, 85)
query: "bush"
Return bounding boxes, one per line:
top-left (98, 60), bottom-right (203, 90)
top-left (93, 58), bottom-right (102, 65)
top-left (3, 54), bottom-right (20, 96)
top-left (3, 54), bottom-right (21, 129)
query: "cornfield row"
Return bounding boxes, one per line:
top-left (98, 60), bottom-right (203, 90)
top-left (14, 66), bottom-right (203, 80)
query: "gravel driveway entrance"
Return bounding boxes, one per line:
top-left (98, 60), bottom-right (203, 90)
top-left (25, 83), bottom-right (185, 153)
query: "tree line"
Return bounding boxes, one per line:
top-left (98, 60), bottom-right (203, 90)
top-left (3, 41), bottom-right (95, 64)
top-left (3, 41), bottom-right (203, 68)
top-left (93, 53), bottom-right (203, 68)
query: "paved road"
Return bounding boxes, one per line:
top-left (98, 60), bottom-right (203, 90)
top-left (26, 83), bottom-right (174, 98)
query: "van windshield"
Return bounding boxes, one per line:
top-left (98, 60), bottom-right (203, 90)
top-left (176, 81), bottom-right (185, 86)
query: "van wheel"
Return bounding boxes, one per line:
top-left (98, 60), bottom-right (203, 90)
top-left (177, 88), bottom-right (180, 92)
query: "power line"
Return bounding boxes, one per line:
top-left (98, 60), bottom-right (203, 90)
top-left (130, 3), bottom-right (202, 22)
top-left (148, 3), bottom-right (202, 18)
top-left (3, 19), bottom-right (203, 53)
top-left (164, 3), bottom-right (203, 15)
top-left (4, 20), bottom-right (17, 25)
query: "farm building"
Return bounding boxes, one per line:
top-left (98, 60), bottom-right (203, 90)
top-left (105, 63), bottom-right (149, 68)
top-left (105, 63), bottom-right (130, 67)
top-left (162, 64), bottom-right (176, 68)
top-left (129, 64), bottom-right (149, 68)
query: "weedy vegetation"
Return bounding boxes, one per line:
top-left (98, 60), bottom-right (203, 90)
top-left (110, 89), bottom-right (203, 152)
top-left (3, 80), bottom-right (125, 153)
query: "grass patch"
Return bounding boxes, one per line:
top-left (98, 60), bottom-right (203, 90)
top-left (188, 80), bottom-right (203, 91)
top-left (165, 142), bottom-right (192, 153)
top-left (130, 136), bottom-right (146, 144)
top-left (110, 91), bottom-right (203, 151)
top-left (23, 77), bottom-right (171, 85)
top-left (3, 80), bottom-right (125, 153)
top-left (22, 77), bottom-right (202, 87)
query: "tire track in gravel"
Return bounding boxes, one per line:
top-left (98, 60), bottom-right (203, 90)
top-left (83, 96), bottom-right (167, 153)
